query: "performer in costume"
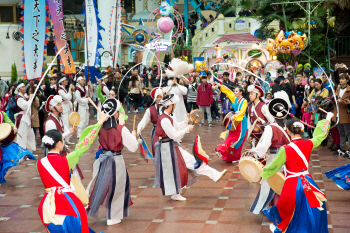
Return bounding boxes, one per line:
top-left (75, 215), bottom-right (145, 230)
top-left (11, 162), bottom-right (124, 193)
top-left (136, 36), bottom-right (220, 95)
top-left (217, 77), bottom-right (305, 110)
top-left (96, 75), bottom-right (109, 120)
top-left (96, 77), bottom-right (128, 122)
top-left (163, 58), bottom-right (193, 122)
top-left (137, 87), bottom-right (163, 154)
top-left (153, 94), bottom-right (227, 201)
top-left (75, 75), bottom-right (90, 138)
top-left (215, 84), bottom-right (248, 162)
top-left (36, 112), bottom-right (108, 233)
top-left (57, 77), bottom-right (74, 144)
top-left (15, 83), bottom-right (36, 152)
top-left (250, 91), bottom-right (291, 214)
top-left (247, 85), bottom-right (274, 146)
top-left (0, 111), bottom-right (36, 184)
top-left (154, 94), bottom-right (192, 201)
top-left (44, 95), bottom-right (84, 180)
top-left (262, 114), bottom-right (333, 233)
top-left (86, 98), bottom-right (138, 226)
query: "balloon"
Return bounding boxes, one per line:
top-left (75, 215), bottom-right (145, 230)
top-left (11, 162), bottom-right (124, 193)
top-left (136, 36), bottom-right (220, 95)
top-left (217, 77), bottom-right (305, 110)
top-left (296, 64), bottom-right (303, 71)
top-left (278, 38), bottom-right (295, 54)
top-left (157, 17), bottom-right (174, 34)
top-left (289, 32), bottom-right (307, 51)
top-left (291, 48), bottom-right (301, 56)
top-left (274, 30), bottom-right (285, 43)
top-left (266, 38), bottom-right (278, 56)
top-left (304, 63), bottom-right (311, 70)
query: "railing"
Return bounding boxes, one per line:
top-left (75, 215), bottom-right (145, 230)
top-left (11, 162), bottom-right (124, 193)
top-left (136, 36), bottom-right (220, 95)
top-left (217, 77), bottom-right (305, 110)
top-left (328, 36), bottom-right (350, 71)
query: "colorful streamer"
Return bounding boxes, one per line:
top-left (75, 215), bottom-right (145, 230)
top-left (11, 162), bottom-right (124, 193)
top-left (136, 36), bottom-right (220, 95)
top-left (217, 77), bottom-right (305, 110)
top-left (22, 0), bottom-right (48, 80)
top-left (81, 0), bottom-right (104, 81)
top-left (138, 135), bottom-right (154, 162)
top-left (109, 0), bottom-right (123, 66)
top-left (47, 0), bottom-right (76, 74)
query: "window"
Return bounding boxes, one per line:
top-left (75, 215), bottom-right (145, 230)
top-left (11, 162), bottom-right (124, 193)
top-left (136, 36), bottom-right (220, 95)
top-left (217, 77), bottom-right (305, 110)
top-left (0, 5), bottom-right (20, 23)
top-left (212, 28), bottom-right (214, 32)
top-left (206, 33), bottom-right (207, 37)
top-left (229, 23), bottom-right (232, 28)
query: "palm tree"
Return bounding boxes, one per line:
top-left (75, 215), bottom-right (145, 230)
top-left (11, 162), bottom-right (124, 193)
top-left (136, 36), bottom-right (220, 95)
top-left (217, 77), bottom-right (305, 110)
top-left (328, 1), bottom-right (350, 36)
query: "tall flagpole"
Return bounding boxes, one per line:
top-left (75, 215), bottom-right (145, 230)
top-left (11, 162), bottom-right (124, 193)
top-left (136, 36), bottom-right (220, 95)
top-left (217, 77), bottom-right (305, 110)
top-left (84, 0), bottom-right (90, 80)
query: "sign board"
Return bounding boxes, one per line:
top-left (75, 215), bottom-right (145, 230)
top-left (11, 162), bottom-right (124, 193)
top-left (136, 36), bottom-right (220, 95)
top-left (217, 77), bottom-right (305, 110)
top-left (235, 19), bottom-right (247, 31)
top-left (193, 57), bottom-right (204, 70)
top-left (100, 51), bottom-right (113, 69)
top-left (145, 39), bottom-right (171, 51)
top-left (313, 67), bottom-right (325, 78)
top-left (248, 50), bottom-right (262, 58)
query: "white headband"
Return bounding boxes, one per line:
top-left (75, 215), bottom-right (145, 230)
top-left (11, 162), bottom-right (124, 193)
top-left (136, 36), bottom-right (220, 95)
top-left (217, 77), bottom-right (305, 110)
top-left (58, 77), bottom-right (67, 84)
top-left (247, 85), bottom-right (259, 94)
top-left (101, 75), bottom-right (108, 80)
top-left (76, 76), bottom-right (84, 82)
top-left (14, 83), bottom-right (25, 94)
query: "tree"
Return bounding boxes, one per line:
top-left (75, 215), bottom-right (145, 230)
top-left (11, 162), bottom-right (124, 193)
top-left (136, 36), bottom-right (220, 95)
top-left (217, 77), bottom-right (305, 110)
top-left (328, 1), bottom-right (350, 36)
top-left (256, 0), bottom-right (304, 32)
top-left (11, 63), bottom-right (18, 84)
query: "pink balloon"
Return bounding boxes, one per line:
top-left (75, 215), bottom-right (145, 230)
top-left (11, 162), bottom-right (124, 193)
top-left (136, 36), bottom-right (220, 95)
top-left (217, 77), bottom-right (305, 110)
top-left (157, 17), bottom-right (174, 34)
top-left (291, 48), bottom-right (301, 56)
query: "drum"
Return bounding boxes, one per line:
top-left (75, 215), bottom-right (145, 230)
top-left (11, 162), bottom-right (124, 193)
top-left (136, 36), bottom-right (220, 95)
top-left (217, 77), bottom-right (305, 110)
top-left (190, 110), bottom-right (203, 124)
top-left (239, 151), bottom-right (266, 183)
top-left (223, 112), bottom-right (240, 130)
top-left (69, 112), bottom-right (81, 126)
top-left (0, 123), bottom-right (17, 147)
top-left (267, 171), bottom-right (286, 195)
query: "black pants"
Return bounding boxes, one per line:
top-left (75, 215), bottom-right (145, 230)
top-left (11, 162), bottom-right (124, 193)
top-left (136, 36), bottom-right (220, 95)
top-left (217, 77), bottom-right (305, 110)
top-left (211, 100), bottom-right (220, 118)
top-left (39, 110), bottom-right (45, 139)
top-left (186, 102), bottom-right (198, 113)
top-left (130, 94), bottom-right (139, 110)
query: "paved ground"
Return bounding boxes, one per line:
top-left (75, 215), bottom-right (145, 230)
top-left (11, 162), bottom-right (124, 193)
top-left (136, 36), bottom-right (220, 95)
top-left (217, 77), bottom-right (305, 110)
top-left (0, 109), bottom-right (349, 233)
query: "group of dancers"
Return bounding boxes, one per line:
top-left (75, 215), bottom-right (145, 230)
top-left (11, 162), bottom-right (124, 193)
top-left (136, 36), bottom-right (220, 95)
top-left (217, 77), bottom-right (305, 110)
top-left (0, 59), bottom-right (347, 233)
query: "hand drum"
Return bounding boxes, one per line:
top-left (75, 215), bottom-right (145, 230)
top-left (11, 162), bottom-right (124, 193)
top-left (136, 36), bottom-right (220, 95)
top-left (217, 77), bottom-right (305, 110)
top-left (190, 110), bottom-right (203, 124)
top-left (69, 112), bottom-right (81, 126)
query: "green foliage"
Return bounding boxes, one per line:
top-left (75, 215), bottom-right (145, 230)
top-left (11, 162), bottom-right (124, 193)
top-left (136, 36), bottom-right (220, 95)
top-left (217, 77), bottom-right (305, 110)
top-left (10, 63), bottom-right (18, 84)
top-left (43, 65), bottom-right (50, 83)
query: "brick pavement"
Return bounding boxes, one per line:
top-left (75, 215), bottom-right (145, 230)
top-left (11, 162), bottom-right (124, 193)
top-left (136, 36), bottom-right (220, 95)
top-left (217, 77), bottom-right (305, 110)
top-left (0, 110), bottom-right (349, 233)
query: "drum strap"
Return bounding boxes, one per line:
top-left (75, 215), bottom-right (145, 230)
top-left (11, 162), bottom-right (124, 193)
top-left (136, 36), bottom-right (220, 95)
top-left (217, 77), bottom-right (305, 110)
top-left (41, 157), bottom-right (74, 192)
top-left (285, 142), bottom-right (309, 179)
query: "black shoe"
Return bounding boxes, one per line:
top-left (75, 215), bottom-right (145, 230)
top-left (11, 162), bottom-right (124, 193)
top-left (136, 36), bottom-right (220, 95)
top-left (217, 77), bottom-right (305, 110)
top-left (331, 144), bottom-right (340, 151)
top-left (346, 151), bottom-right (350, 159)
top-left (334, 149), bottom-right (345, 156)
top-left (328, 143), bottom-right (335, 150)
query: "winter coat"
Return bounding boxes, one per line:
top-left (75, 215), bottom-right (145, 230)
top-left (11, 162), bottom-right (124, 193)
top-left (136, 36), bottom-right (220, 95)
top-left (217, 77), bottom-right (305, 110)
top-left (332, 85), bottom-right (350, 124)
top-left (196, 83), bottom-right (213, 106)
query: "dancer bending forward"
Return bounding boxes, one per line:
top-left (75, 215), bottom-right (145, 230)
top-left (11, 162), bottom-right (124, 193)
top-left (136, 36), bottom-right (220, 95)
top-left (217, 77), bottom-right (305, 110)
top-left (262, 113), bottom-right (333, 233)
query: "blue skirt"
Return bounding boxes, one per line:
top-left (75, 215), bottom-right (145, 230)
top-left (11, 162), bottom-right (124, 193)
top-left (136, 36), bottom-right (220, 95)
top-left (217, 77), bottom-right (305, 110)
top-left (325, 163), bottom-right (350, 190)
top-left (0, 142), bottom-right (36, 183)
top-left (263, 175), bottom-right (328, 233)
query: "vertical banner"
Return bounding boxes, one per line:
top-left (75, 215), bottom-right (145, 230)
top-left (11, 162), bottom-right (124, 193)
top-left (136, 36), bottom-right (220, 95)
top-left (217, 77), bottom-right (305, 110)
top-left (22, 0), bottom-right (47, 80)
top-left (82, 0), bottom-right (104, 81)
top-left (109, 0), bottom-right (122, 67)
top-left (83, 0), bottom-right (98, 67)
top-left (48, 0), bottom-right (76, 74)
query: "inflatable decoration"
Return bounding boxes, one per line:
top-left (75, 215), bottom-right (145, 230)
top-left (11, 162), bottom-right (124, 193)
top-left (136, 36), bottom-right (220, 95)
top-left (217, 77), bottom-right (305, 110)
top-left (157, 17), bottom-right (174, 34)
top-left (195, 60), bottom-right (208, 74)
top-left (266, 30), bottom-right (308, 56)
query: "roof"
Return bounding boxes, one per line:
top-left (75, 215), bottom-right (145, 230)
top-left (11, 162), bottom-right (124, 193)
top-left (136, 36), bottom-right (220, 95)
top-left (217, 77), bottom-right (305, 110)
top-left (213, 33), bottom-right (263, 45)
top-left (132, 9), bottom-right (152, 21)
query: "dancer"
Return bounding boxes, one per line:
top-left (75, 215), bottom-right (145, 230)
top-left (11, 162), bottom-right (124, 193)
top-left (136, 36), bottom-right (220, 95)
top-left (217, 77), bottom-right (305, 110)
top-left (96, 77), bottom-right (128, 122)
top-left (262, 113), bottom-right (333, 233)
top-left (75, 75), bottom-right (90, 138)
top-left (164, 58), bottom-right (192, 122)
top-left (44, 95), bottom-right (84, 180)
top-left (15, 83), bottom-right (36, 152)
top-left (215, 84), bottom-right (248, 163)
top-left (250, 91), bottom-right (291, 214)
top-left (247, 85), bottom-right (274, 146)
top-left (153, 94), bottom-right (227, 201)
top-left (37, 112), bottom-right (108, 232)
top-left (86, 98), bottom-right (138, 226)
top-left (137, 87), bottom-right (163, 154)
top-left (0, 111), bottom-right (35, 184)
top-left (57, 77), bottom-right (74, 144)
top-left (96, 75), bottom-right (109, 120)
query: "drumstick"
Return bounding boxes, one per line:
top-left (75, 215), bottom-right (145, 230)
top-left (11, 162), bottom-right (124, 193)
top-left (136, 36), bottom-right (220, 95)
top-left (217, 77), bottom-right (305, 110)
top-left (88, 97), bottom-right (102, 114)
top-left (133, 115), bottom-right (136, 132)
top-left (318, 107), bottom-right (328, 114)
top-left (17, 132), bottom-right (22, 138)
